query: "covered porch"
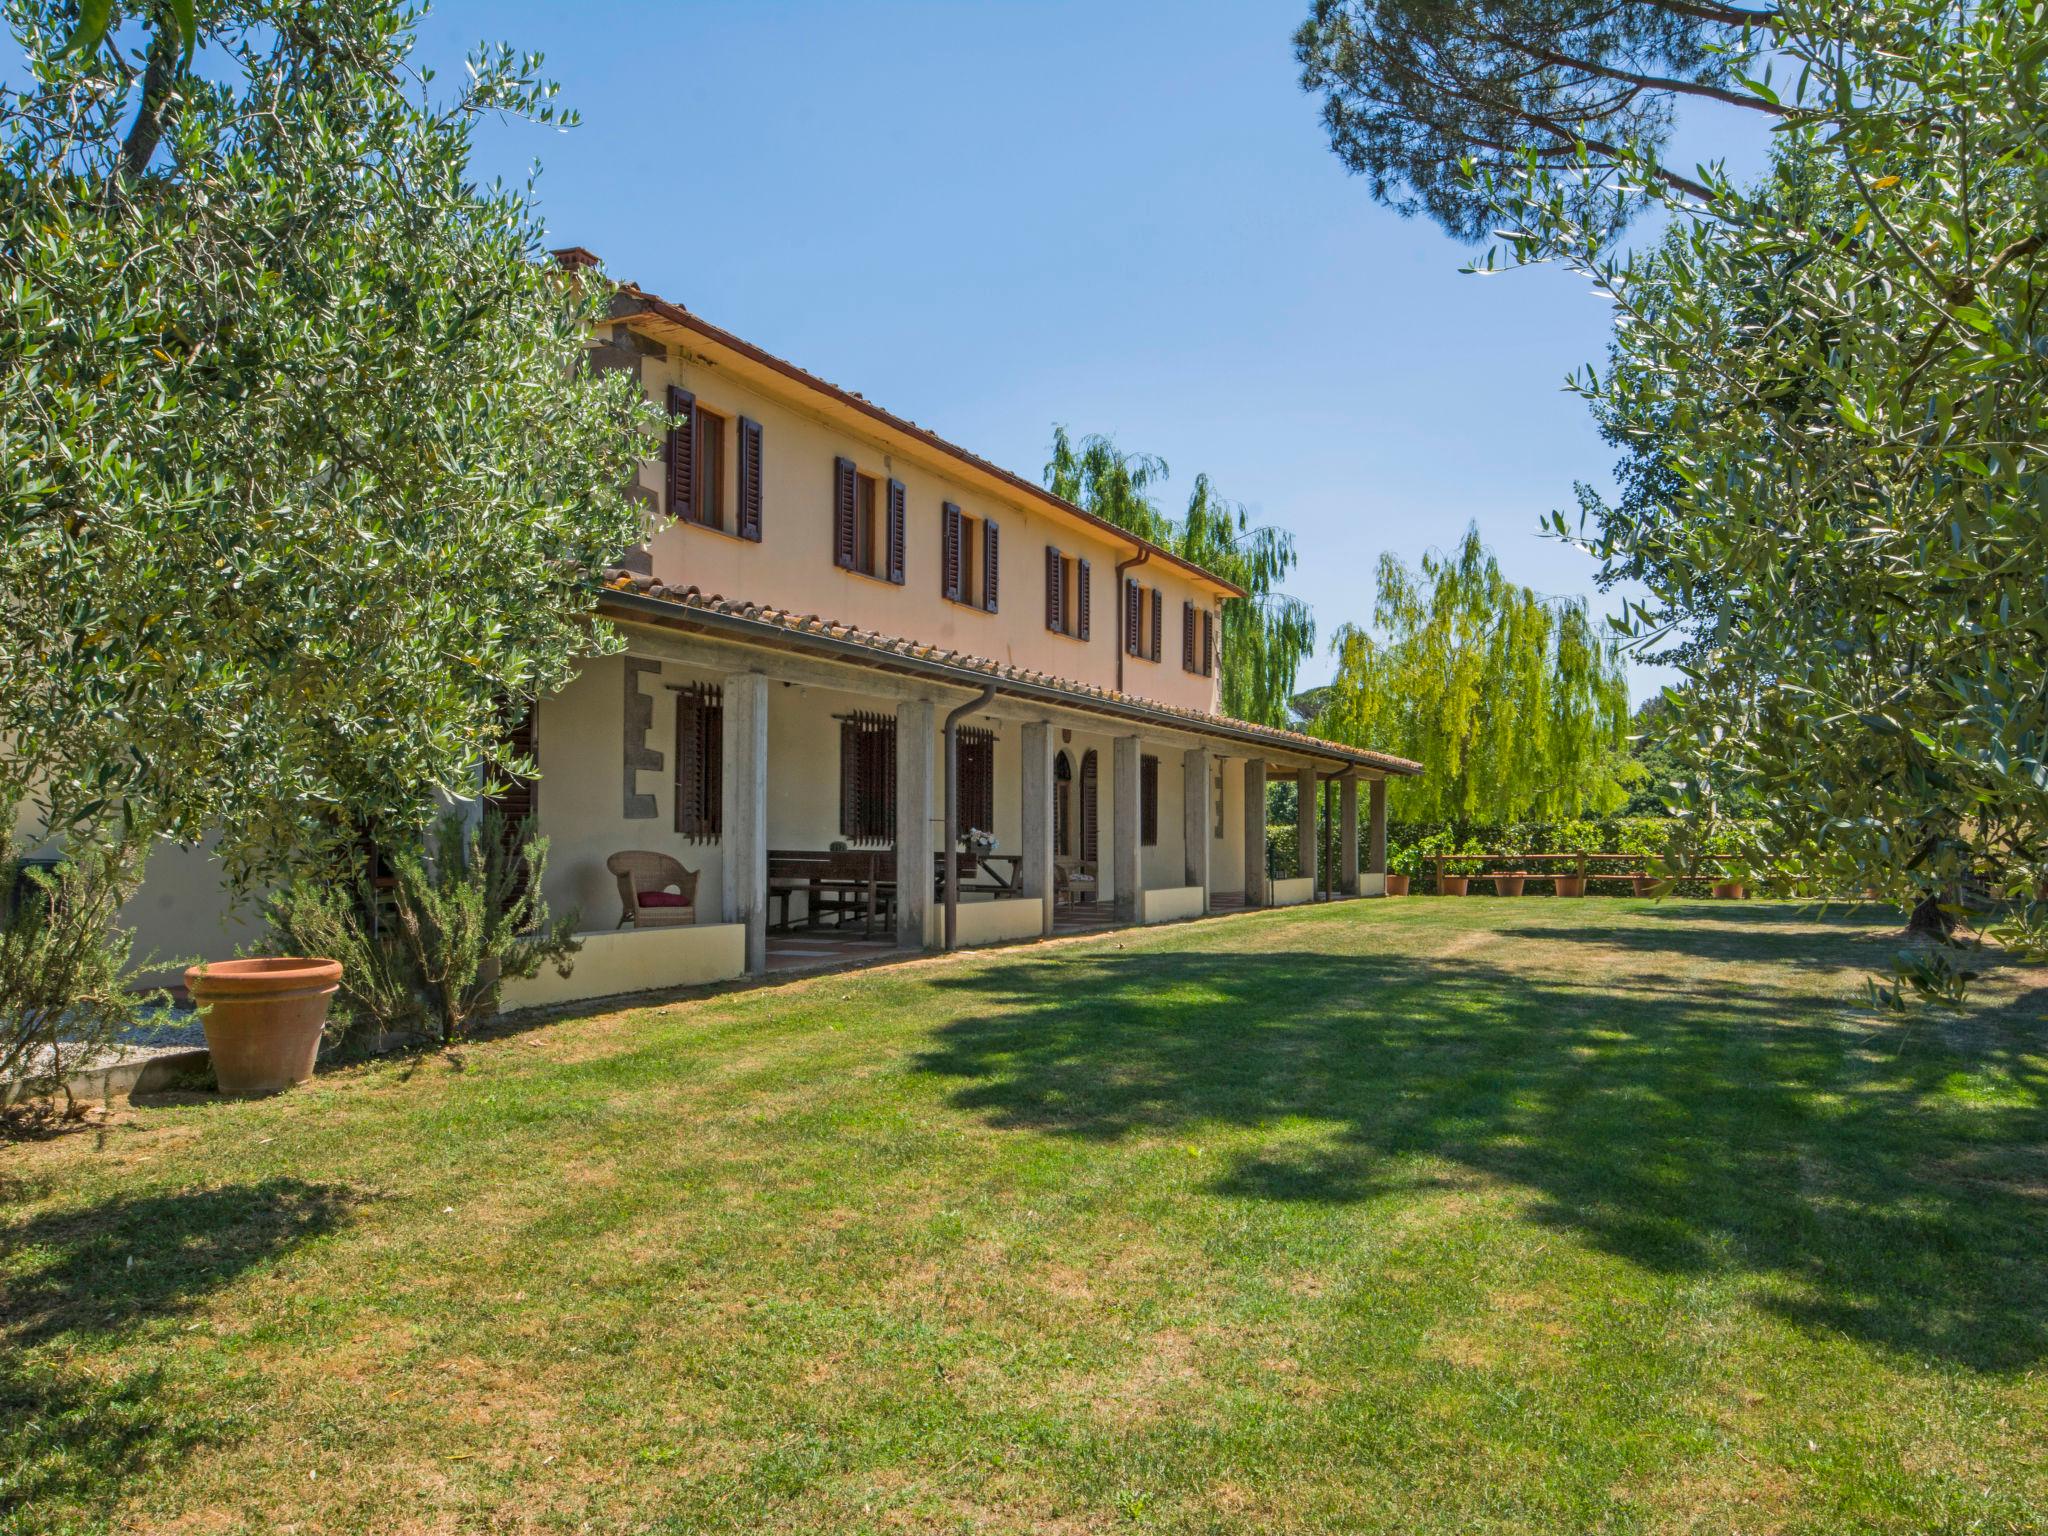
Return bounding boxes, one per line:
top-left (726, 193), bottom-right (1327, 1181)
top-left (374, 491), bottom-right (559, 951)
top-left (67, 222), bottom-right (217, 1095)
top-left (516, 600), bottom-right (1403, 1000)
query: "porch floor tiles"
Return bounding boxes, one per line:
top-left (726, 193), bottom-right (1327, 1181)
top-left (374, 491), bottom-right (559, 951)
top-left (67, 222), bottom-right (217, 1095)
top-left (763, 928), bottom-right (899, 974)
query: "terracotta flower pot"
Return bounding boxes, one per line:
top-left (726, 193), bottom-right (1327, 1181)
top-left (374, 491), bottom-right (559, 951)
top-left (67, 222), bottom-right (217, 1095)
top-left (186, 957), bottom-right (343, 1097)
top-left (1713, 880), bottom-right (1746, 900)
top-left (1554, 874), bottom-right (1586, 897)
top-left (1632, 875), bottom-right (1660, 897)
top-left (1384, 874), bottom-right (1410, 897)
top-left (1439, 875), bottom-right (1470, 897)
top-left (1495, 873), bottom-right (1526, 897)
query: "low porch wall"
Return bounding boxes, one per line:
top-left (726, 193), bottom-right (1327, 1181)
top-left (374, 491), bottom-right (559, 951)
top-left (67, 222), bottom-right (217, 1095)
top-left (499, 923), bottom-right (747, 1012)
top-left (1270, 876), bottom-right (1316, 907)
top-left (1359, 872), bottom-right (1387, 897)
top-left (945, 895), bottom-right (1048, 950)
top-left (1139, 885), bottom-right (1205, 924)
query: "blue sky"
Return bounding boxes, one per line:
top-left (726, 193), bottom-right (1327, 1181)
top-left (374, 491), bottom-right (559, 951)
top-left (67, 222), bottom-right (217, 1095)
top-left (439, 5), bottom-right (1756, 701)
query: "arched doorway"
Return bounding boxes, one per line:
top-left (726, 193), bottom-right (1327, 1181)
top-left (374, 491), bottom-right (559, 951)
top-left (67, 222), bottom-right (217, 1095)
top-left (1054, 751), bottom-right (1073, 857)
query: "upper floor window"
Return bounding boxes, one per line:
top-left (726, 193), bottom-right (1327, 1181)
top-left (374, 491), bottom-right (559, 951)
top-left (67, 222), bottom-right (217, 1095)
top-left (943, 503), bottom-right (998, 612)
top-left (1043, 548), bottom-right (1092, 640)
top-left (833, 459), bottom-right (905, 583)
top-left (1182, 601), bottom-right (1216, 678)
top-left (1124, 580), bottom-right (1163, 662)
top-left (666, 386), bottom-right (761, 541)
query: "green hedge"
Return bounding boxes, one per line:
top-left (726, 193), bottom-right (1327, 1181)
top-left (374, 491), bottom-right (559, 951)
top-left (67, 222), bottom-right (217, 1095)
top-left (1262, 816), bottom-right (1752, 897)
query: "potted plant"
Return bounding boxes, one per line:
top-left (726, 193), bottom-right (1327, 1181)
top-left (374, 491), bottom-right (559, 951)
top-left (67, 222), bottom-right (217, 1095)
top-left (1385, 838), bottom-right (1419, 897)
top-left (185, 956), bottom-right (344, 1097)
top-left (1705, 826), bottom-right (1747, 899)
top-left (1553, 821), bottom-right (1592, 896)
top-left (1494, 866), bottom-right (1527, 897)
top-left (1437, 838), bottom-right (1483, 897)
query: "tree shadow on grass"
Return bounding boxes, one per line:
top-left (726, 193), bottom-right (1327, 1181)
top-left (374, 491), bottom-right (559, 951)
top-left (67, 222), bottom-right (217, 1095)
top-left (913, 922), bottom-right (2048, 1374)
top-left (1, 1179), bottom-right (350, 1525)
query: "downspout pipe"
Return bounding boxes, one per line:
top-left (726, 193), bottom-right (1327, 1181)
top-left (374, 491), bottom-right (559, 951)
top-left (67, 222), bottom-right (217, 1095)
top-left (943, 683), bottom-right (1000, 950)
top-left (1113, 547), bottom-right (1150, 693)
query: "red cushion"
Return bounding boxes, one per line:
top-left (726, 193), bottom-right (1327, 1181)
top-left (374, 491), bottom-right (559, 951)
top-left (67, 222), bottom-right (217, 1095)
top-left (637, 891), bottom-right (690, 908)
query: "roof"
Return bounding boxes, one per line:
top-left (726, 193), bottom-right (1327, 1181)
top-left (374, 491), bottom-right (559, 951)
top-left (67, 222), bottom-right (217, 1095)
top-left (585, 265), bottom-right (1248, 600)
top-left (596, 573), bottom-right (1423, 777)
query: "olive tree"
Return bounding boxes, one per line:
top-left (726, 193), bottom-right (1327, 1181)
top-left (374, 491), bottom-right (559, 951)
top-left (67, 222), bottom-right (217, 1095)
top-left (0, 0), bottom-right (658, 888)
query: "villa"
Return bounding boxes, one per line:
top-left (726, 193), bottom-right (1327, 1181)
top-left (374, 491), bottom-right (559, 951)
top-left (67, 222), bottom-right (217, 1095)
top-left (119, 251), bottom-right (1420, 1007)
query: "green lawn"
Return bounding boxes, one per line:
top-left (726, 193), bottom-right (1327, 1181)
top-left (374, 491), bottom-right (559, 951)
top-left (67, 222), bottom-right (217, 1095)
top-left (4, 898), bottom-right (2046, 1535)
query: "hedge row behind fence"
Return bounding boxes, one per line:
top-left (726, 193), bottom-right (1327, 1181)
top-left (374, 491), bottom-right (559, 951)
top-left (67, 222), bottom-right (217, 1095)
top-left (1263, 817), bottom-right (1759, 898)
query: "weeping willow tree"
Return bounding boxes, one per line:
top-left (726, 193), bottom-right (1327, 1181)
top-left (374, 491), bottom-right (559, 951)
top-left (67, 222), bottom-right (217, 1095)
top-left (1044, 427), bottom-right (1314, 726)
top-left (1316, 525), bottom-right (1632, 821)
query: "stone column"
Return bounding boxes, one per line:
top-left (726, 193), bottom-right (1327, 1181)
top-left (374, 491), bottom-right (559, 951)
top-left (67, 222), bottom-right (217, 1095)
top-left (1242, 758), bottom-right (1268, 907)
top-left (1368, 776), bottom-right (1388, 880)
top-left (895, 697), bottom-right (937, 949)
top-left (1182, 745), bottom-right (1212, 912)
top-left (1020, 720), bottom-right (1055, 936)
top-left (1296, 765), bottom-right (1317, 887)
top-left (1112, 734), bottom-right (1142, 924)
top-left (720, 671), bottom-right (769, 974)
top-left (1339, 773), bottom-right (1360, 896)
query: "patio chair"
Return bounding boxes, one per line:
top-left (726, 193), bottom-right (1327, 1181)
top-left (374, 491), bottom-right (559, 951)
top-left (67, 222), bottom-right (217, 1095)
top-left (1054, 857), bottom-right (1099, 907)
top-left (606, 851), bottom-right (699, 929)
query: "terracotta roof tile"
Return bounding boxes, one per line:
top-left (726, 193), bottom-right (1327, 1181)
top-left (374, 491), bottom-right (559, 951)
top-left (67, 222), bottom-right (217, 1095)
top-left (597, 573), bottom-right (1422, 776)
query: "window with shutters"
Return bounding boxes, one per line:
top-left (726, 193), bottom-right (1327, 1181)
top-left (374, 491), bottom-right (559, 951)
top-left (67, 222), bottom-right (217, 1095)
top-left (1140, 754), bottom-right (1159, 846)
top-left (672, 684), bottom-right (722, 841)
top-left (957, 727), bottom-right (996, 833)
top-left (1079, 749), bottom-right (1099, 864)
top-left (1126, 581), bottom-right (1164, 663)
top-left (1182, 600), bottom-right (1198, 673)
top-left (837, 712), bottom-right (896, 845)
top-left (486, 701), bottom-right (540, 829)
top-left (833, 463), bottom-right (903, 582)
top-left (942, 505), bottom-right (998, 611)
top-left (667, 387), bottom-right (755, 539)
top-left (1054, 750), bottom-right (1073, 855)
top-left (1045, 549), bottom-right (1087, 638)
top-left (1201, 608), bottom-right (1216, 678)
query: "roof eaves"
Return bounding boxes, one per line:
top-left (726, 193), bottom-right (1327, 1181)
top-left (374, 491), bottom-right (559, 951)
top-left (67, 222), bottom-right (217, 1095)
top-left (594, 582), bottom-right (1422, 777)
top-left (606, 285), bottom-right (1250, 601)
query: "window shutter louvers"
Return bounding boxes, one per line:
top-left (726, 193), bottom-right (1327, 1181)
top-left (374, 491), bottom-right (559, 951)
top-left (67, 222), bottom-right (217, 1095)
top-left (982, 520), bottom-right (1000, 613)
top-left (1124, 578), bottom-right (1140, 657)
top-left (1080, 750), bottom-right (1099, 863)
top-left (1150, 586), bottom-right (1162, 661)
top-left (735, 418), bottom-right (763, 541)
top-left (673, 685), bottom-right (723, 839)
top-left (665, 386), bottom-right (696, 519)
top-left (941, 503), bottom-right (963, 601)
top-left (886, 479), bottom-right (907, 584)
top-left (1140, 755), bottom-right (1159, 845)
top-left (1182, 600), bottom-right (1196, 672)
top-left (832, 457), bottom-right (857, 569)
top-left (1202, 609), bottom-right (1215, 677)
top-left (1045, 548), bottom-right (1062, 632)
top-left (1076, 559), bottom-right (1091, 640)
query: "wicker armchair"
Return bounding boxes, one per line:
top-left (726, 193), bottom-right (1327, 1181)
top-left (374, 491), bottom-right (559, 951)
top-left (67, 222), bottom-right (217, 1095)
top-left (606, 851), bottom-right (699, 929)
top-left (1053, 857), bottom-right (1099, 907)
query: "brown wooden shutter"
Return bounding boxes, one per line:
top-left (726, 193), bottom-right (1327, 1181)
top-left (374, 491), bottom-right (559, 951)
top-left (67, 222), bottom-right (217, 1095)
top-left (1202, 609), bottom-right (1216, 677)
top-left (982, 519), bottom-right (1000, 613)
top-left (1045, 548), bottom-right (1062, 632)
top-left (1080, 749), bottom-right (1098, 863)
top-left (886, 479), bottom-right (907, 584)
top-left (838, 718), bottom-right (860, 836)
top-left (735, 418), bottom-right (763, 541)
top-left (1182, 600), bottom-right (1196, 672)
top-left (941, 503), bottom-right (963, 600)
top-left (958, 729), bottom-right (996, 832)
top-left (1076, 559), bottom-right (1091, 640)
top-left (1150, 586), bottom-right (1162, 661)
top-left (832, 457), bottom-right (857, 569)
top-left (1140, 754), bottom-right (1159, 845)
top-left (673, 684), bottom-right (723, 839)
top-left (1124, 578), bottom-right (1141, 656)
top-left (665, 386), bottom-right (696, 519)
top-left (488, 699), bottom-right (540, 827)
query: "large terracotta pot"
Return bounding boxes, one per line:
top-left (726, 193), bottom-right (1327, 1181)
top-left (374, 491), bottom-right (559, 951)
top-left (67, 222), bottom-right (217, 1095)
top-left (186, 957), bottom-right (343, 1097)
top-left (1554, 874), bottom-right (1586, 898)
top-left (1439, 875), bottom-right (1470, 897)
top-left (1713, 880), bottom-right (1746, 900)
top-left (1384, 874), bottom-right (1410, 897)
top-left (1632, 875), bottom-right (1661, 897)
top-left (1495, 873), bottom-right (1527, 897)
